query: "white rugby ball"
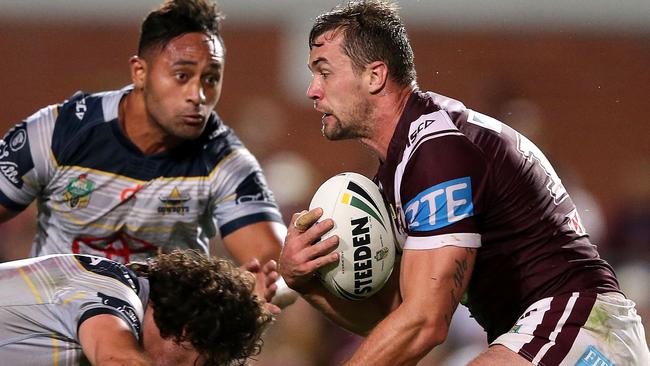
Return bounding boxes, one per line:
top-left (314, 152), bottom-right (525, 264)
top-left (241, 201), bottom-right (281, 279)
top-left (309, 172), bottom-right (396, 300)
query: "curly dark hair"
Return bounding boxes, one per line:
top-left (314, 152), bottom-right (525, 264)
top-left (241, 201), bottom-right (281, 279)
top-left (138, 0), bottom-right (225, 57)
top-left (129, 251), bottom-right (273, 366)
top-left (309, 0), bottom-right (416, 87)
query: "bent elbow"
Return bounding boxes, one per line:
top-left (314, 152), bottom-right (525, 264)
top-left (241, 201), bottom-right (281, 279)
top-left (423, 321), bottom-right (449, 348)
top-left (429, 324), bottom-right (449, 347)
top-left (408, 318), bottom-right (450, 359)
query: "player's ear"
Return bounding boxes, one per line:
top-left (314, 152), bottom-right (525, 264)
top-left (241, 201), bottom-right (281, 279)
top-left (367, 60), bottom-right (388, 95)
top-left (130, 56), bottom-right (147, 90)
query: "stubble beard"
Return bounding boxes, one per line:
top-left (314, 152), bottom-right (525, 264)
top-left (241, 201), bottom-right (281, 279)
top-left (322, 97), bottom-right (372, 141)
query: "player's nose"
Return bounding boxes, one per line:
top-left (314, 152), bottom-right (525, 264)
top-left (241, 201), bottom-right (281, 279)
top-left (187, 81), bottom-right (206, 105)
top-left (306, 77), bottom-right (322, 101)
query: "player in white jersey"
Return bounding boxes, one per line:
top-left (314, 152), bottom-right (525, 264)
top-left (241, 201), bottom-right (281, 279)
top-left (0, 86), bottom-right (282, 263)
top-left (0, 250), bottom-right (274, 366)
top-left (0, 0), bottom-right (295, 306)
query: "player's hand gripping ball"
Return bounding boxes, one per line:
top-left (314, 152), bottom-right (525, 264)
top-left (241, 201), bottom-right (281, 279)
top-left (301, 172), bottom-right (396, 300)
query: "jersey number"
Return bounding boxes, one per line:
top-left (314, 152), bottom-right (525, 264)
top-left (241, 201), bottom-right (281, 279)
top-left (469, 111), bottom-right (568, 205)
top-left (515, 133), bottom-right (568, 204)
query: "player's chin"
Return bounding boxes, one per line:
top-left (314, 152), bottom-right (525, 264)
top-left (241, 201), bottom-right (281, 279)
top-left (321, 122), bottom-right (344, 141)
top-left (175, 124), bottom-right (206, 140)
top-left (322, 128), bottom-right (337, 140)
top-left (322, 125), bottom-right (354, 141)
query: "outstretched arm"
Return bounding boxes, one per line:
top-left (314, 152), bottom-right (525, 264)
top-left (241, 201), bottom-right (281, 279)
top-left (79, 314), bottom-right (152, 366)
top-left (225, 221), bottom-right (298, 310)
top-left (344, 245), bottom-right (477, 365)
top-left (239, 256), bottom-right (281, 314)
top-left (223, 221), bottom-right (284, 267)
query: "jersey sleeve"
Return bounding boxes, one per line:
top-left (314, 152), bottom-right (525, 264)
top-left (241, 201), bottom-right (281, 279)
top-left (0, 105), bottom-right (57, 212)
top-left (71, 255), bottom-right (145, 341)
top-left (75, 292), bottom-right (144, 341)
top-left (400, 134), bottom-right (488, 250)
top-left (209, 148), bottom-right (284, 237)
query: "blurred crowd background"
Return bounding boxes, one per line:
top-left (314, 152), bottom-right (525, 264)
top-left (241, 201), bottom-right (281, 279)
top-left (0, 1), bottom-right (648, 364)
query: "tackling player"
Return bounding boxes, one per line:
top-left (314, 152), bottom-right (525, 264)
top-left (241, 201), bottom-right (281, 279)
top-left (0, 0), bottom-right (296, 306)
top-left (279, 1), bottom-right (650, 365)
top-left (0, 250), bottom-right (274, 366)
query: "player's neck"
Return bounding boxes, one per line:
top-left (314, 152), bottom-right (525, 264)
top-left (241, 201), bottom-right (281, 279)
top-left (361, 83), bottom-right (415, 162)
top-left (119, 91), bottom-right (181, 155)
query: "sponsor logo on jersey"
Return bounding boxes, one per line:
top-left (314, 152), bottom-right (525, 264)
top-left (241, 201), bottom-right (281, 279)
top-left (72, 232), bottom-right (159, 263)
top-left (404, 176), bottom-right (473, 231)
top-left (63, 174), bottom-right (95, 208)
top-left (75, 98), bottom-right (87, 120)
top-left (388, 201), bottom-right (408, 249)
top-left (207, 122), bottom-right (227, 140)
top-left (121, 184), bottom-right (143, 202)
top-left (566, 209), bottom-right (587, 236)
top-left (576, 346), bottom-right (613, 366)
top-left (0, 159), bottom-right (20, 186)
top-left (409, 118), bottom-right (436, 145)
top-left (406, 111), bottom-right (460, 148)
top-left (9, 129), bottom-right (27, 151)
top-left (97, 292), bottom-right (142, 335)
top-left (0, 124), bottom-right (32, 189)
top-left (158, 187), bottom-right (190, 215)
top-left (467, 110), bottom-right (503, 133)
top-left (77, 255), bottom-right (138, 292)
top-left (235, 172), bottom-right (275, 204)
top-left (0, 140), bottom-right (20, 187)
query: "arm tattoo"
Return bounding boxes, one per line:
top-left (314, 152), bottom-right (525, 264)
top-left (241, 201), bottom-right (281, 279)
top-left (452, 258), bottom-right (468, 288)
top-left (444, 250), bottom-right (475, 324)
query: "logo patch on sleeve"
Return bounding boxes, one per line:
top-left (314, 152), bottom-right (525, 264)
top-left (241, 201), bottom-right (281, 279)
top-left (0, 123), bottom-right (33, 189)
top-left (403, 177), bottom-right (473, 231)
top-left (97, 292), bottom-right (142, 335)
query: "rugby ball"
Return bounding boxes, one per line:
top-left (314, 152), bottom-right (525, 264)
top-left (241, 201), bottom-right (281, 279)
top-left (309, 172), bottom-right (396, 300)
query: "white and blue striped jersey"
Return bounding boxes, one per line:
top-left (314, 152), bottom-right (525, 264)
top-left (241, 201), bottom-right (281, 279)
top-left (0, 254), bottom-right (148, 365)
top-left (0, 86), bottom-right (283, 262)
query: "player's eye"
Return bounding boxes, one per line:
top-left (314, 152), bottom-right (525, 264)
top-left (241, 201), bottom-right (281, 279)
top-left (175, 72), bottom-right (189, 82)
top-left (203, 74), bottom-right (220, 86)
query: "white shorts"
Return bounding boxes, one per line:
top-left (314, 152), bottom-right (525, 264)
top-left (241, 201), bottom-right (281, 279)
top-left (492, 292), bottom-right (650, 366)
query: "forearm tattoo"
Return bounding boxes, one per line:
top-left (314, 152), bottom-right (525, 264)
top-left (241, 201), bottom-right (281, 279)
top-left (444, 248), bottom-right (475, 324)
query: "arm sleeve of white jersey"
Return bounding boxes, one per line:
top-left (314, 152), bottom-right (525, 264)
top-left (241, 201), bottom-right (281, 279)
top-left (0, 105), bottom-right (57, 212)
top-left (73, 292), bottom-right (144, 342)
top-left (209, 148), bottom-right (284, 237)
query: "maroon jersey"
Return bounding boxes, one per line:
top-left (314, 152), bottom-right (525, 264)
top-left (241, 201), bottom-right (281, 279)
top-left (376, 91), bottom-right (619, 342)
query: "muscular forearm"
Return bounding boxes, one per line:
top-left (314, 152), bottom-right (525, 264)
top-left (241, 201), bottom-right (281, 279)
top-left (343, 247), bottom-right (476, 365)
top-left (298, 278), bottom-right (397, 336)
top-left (224, 221), bottom-right (284, 265)
top-left (343, 300), bottom-right (447, 366)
